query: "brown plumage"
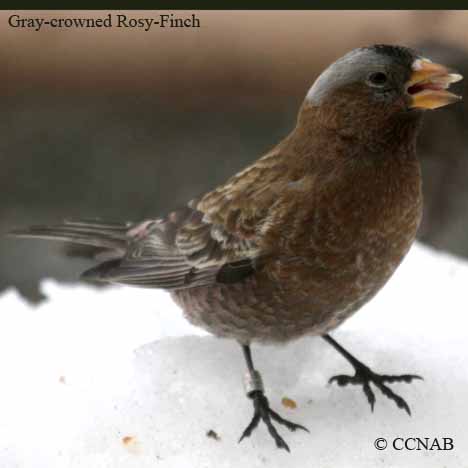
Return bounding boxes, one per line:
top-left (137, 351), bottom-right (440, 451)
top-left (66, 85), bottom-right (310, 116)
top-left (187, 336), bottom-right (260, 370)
top-left (174, 96), bottom-right (423, 343)
top-left (11, 45), bottom-right (462, 451)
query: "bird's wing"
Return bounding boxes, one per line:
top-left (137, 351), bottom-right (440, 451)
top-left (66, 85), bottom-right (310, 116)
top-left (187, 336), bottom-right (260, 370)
top-left (12, 147), bottom-right (311, 290)
top-left (83, 147), bottom-right (307, 288)
top-left (79, 198), bottom-right (262, 289)
top-left (10, 208), bottom-right (259, 289)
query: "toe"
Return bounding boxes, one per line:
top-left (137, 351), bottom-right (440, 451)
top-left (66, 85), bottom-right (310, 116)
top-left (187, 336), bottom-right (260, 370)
top-left (238, 413), bottom-right (261, 443)
top-left (374, 381), bottom-right (412, 416)
top-left (262, 415), bottom-right (291, 452)
top-left (362, 380), bottom-right (376, 411)
top-left (328, 374), bottom-right (356, 386)
top-left (269, 408), bottom-right (310, 433)
top-left (379, 374), bottom-right (423, 384)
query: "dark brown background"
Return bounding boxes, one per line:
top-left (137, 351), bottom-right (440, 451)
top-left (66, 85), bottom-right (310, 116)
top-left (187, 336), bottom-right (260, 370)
top-left (2, 11), bottom-right (467, 302)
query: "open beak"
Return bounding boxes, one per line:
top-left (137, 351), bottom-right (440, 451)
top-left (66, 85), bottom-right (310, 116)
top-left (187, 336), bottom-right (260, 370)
top-left (406, 58), bottom-right (463, 110)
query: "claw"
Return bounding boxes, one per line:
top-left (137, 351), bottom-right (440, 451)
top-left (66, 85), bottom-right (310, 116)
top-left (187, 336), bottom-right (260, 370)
top-left (239, 391), bottom-right (308, 451)
top-left (323, 335), bottom-right (422, 417)
top-left (380, 374), bottom-right (423, 384)
top-left (269, 409), bottom-right (310, 433)
top-left (362, 380), bottom-right (376, 412)
top-left (238, 413), bottom-right (261, 442)
top-left (375, 381), bottom-right (412, 416)
top-left (328, 365), bottom-right (421, 415)
top-left (328, 374), bottom-right (355, 386)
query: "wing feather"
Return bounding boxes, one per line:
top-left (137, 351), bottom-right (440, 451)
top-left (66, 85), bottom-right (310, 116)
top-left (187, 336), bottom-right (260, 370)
top-left (11, 146), bottom-right (307, 290)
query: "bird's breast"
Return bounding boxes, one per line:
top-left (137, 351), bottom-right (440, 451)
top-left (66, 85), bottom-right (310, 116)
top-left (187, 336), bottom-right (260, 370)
top-left (173, 152), bottom-right (423, 344)
top-left (268, 153), bottom-right (422, 305)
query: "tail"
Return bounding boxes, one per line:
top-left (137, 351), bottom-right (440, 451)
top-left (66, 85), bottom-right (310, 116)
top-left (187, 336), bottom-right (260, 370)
top-left (9, 219), bottom-right (133, 258)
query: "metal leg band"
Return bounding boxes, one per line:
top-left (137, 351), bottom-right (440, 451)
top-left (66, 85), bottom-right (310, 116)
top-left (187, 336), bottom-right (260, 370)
top-left (244, 369), bottom-right (264, 396)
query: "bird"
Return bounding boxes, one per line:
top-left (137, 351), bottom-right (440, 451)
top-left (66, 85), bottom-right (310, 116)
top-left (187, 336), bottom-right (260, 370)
top-left (10, 44), bottom-right (462, 452)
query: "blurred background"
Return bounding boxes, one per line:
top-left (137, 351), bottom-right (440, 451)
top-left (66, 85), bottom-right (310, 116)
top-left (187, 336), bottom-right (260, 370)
top-left (1, 10), bottom-right (467, 302)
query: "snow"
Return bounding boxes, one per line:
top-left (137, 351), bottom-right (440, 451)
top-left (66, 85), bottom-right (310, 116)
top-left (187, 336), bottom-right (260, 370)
top-left (0, 242), bottom-right (467, 467)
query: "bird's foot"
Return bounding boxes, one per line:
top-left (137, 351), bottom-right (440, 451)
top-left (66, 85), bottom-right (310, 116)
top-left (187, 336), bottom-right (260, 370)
top-left (239, 390), bottom-right (309, 452)
top-left (329, 362), bottom-right (423, 415)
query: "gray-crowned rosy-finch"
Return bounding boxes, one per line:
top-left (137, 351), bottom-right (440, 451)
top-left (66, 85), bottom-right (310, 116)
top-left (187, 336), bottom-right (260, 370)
top-left (11, 45), bottom-right (462, 451)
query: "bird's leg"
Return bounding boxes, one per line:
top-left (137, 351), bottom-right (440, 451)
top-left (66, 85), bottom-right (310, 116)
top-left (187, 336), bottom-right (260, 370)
top-left (323, 334), bottom-right (423, 415)
top-left (238, 344), bottom-right (308, 452)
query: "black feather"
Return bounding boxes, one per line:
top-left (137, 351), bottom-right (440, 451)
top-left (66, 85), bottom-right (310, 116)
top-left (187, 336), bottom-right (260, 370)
top-left (216, 259), bottom-right (255, 284)
top-left (81, 259), bottom-right (123, 281)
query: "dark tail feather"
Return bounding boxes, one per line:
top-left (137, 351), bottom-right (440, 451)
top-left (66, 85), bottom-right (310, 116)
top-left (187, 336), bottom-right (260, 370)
top-left (81, 258), bottom-right (123, 282)
top-left (8, 219), bottom-right (132, 255)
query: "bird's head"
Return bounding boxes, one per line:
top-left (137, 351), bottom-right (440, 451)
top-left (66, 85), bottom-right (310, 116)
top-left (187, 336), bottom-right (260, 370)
top-left (301, 45), bottom-right (463, 146)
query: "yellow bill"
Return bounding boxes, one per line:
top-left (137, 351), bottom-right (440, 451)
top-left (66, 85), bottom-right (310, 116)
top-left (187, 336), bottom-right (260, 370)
top-left (407, 58), bottom-right (463, 110)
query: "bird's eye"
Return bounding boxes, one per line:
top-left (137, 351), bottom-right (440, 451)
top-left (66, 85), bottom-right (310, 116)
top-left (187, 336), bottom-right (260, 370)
top-left (368, 72), bottom-right (388, 86)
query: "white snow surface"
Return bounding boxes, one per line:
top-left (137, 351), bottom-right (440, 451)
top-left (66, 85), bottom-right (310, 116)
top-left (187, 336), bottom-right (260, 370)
top-left (0, 242), bottom-right (467, 467)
